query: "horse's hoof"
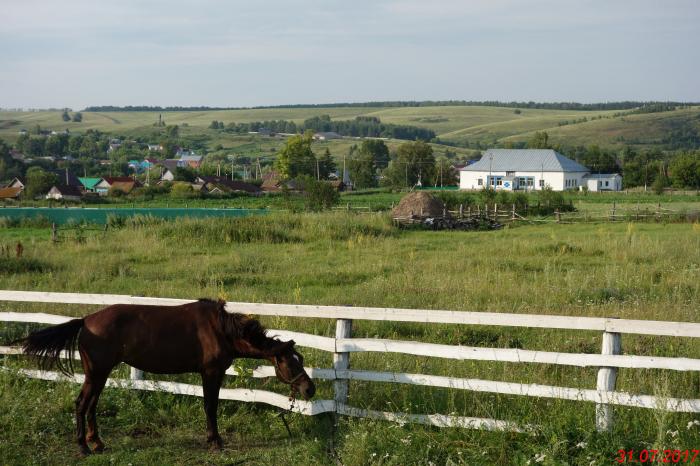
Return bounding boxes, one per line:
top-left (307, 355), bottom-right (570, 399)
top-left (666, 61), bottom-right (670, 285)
top-left (91, 443), bottom-right (106, 453)
top-left (78, 446), bottom-right (92, 457)
top-left (207, 437), bottom-right (223, 451)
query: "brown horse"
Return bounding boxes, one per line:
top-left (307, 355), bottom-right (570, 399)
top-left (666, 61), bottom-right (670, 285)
top-left (17, 299), bottom-right (315, 455)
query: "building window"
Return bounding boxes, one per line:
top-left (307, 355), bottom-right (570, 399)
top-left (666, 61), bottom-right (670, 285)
top-left (506, 171), bottom-right (515, 177)
top-left (605, 181), bottom-right (609, 187)
top-left (539, 179), bottom-right (544, 188)
top-left (496, 178), bottom-right (503, 186)
top-left (478, 178), bottom-right (483, 186)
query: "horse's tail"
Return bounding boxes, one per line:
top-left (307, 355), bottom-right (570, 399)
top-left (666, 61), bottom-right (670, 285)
top-left (15, 318), bottom-right (84, 376)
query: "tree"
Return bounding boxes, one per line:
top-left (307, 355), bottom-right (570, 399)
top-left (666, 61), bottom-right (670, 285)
top-left (317, 148), bottom-right (336, 179)
top-left (61, 110), bottom-right (71, 122)
top-left (174, 166), bottom-right (196, 182)
top-left (669, 153), bottom-right (700, 188)
top-left (275, 132), bottom-right (316, 179)
top-left (166, 125), bottom-right (179, 139)
top-left (528, 131), bottom-right (550, 149)
top-left (297, 176), bottom-right (339, 211)
top-left (434, 156), bottom-right (458, 186)
top-left (72, 112), bottom-right (82, 123)
top-left (25, 167), bottom-right (58, 199)
top-left (382, 141), bottom-right (436, 188)
top-left (358, 139), bottom-right (390, 169)
top-left (348, 150), bottom-right (376, 189)
top-left (26, 137), bottom-right (46, 157)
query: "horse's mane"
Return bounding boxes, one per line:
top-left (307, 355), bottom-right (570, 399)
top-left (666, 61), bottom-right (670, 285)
top-left (199, 299), bottom-right (279, 350)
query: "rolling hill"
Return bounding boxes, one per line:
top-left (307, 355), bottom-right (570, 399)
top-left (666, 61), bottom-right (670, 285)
top-left (1, 104), bottom-right (699, 153)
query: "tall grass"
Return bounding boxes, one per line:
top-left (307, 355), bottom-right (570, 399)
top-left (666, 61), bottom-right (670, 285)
top-left (1, 212), bottom-right (700, 464)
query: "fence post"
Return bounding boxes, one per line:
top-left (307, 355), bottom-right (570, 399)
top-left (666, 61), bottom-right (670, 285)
top-left (333, 319), bottom-right (353, 409)
top-left (51, 223), bottom-right (57, 243)
top-left (596, 330), bottom-right (621, 432)
top-left (459, 204), bottom-right (464, 218)
top-left (555, 209), bottom-right (561, 223)
top-left (130, 367), bottom-right (144, 381)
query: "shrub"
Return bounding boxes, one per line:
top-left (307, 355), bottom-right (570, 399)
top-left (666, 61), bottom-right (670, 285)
top-left (297, 176), bottom-right (340, 211)
top-left (170, 183), bottom-right (198, 199)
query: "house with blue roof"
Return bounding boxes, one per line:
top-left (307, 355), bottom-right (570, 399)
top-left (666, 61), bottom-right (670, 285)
top-left (459, 149), bottom-right (621, 191)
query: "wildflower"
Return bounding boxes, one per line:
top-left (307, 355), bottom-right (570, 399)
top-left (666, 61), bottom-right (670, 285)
top-left (576, 441), bottom-right (588, 449)
top-left (667, 429), bottom-right (679, 438)
top-left (534, 453), bottom-right (547, 463)
top-left (687, 420), bottom-right (700, 430)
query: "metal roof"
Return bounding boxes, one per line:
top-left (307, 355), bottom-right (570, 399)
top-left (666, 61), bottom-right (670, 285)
top-left (584, 173), bottom-right (621, 179)
top-left (460, 149), bottom-right (590, 173)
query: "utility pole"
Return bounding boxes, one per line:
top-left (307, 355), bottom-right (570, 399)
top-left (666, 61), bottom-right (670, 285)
top-left (146, 164), bottom-right (150, 186)
top-left (316, 158), bottom-right (320, 180)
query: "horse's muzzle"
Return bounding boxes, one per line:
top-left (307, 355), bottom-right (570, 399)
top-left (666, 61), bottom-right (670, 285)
top-left (299, 379), bottom-right (315, 400)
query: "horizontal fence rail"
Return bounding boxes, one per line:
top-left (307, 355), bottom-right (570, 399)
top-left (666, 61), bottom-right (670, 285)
top-left (3, 290), bottom-right (700, 337)
top-left (2, 290), bottom-right (700, 432)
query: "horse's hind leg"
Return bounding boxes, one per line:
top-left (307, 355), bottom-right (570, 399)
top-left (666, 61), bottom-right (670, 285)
top-left (85, 375), bottom-right (108, 452)
top-left (75, 381), bottom-right (92, 456)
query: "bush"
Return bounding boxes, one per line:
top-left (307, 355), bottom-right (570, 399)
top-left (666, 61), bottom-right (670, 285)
top-left (108, 187), bottom-right (127, 198)
top-left (297, 176), bottom-right (340, 211)
top-left (434, 191), bottom-right (475, 209)
top-left (170, 183), bottom-right (198, 199)
top-left (479, 187), bottom-right (497, 205)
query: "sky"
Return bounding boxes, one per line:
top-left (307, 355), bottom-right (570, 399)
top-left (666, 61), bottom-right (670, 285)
top-left (1, 0), bottom-right (699, 109)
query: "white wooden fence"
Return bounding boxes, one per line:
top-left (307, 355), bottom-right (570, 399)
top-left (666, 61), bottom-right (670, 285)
top-left (1, 290), bottom-right (700, 433)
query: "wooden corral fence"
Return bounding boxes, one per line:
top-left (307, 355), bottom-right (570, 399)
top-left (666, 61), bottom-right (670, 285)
top-left (1, 290), bottom-right (700, 433)
top-left (392, 201), bottom-right (698, 225)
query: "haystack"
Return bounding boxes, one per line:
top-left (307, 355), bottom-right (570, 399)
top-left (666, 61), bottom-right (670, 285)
top-left (391, 191), bottom-right (447, 219)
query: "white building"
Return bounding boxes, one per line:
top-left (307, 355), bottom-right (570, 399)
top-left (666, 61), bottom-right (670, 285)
top-left (584, 173), bottom-right (622, 192)
top-left (459, 149), bottom-right (621, 192)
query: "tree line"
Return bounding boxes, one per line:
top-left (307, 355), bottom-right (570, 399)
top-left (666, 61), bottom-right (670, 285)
top-left (217, 115), bottom-right (436, 141)
top-left (83, 101), bottom-right (699, 112)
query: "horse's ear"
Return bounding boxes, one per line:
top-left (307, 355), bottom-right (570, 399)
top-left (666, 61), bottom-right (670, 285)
top-left (274, 340), bottom-right (295, 354)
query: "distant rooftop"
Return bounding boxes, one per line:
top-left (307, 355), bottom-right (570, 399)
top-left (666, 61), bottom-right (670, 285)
top-left (460, 149), bottom-right (590, 173)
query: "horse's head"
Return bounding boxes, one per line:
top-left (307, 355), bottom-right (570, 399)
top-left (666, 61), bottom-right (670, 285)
top-left (271, 340), bottom-right (315, 400)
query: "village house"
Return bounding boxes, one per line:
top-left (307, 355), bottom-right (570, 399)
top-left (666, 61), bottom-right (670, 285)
top-left (459, 149), bottom-right (622, 192)
top-left (583, 173), bottom-right (623, 192)
top-left (6, 177), bottom-right (25, 191)
top-left (46, 185), bottom-right (83, 202)
top-left (95, 177), bottom-right (141, 195)
top-left (78, 177), bottom-right (102, 193)
top-left (179, 154), bottom-right (203, 169)
top-left (195, 176), bottom-right (262, 195)
top-left (0, 187), bottom-right (22, 200)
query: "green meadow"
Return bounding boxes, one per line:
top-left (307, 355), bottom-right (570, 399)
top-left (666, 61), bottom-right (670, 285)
top-left (1, 212), bottom-right (700, 464)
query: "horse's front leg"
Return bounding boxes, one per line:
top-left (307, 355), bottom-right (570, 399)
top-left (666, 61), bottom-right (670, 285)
top-left (201, 369), bottom-right (225, 450)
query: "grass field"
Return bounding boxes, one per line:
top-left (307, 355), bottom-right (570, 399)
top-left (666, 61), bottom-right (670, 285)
top-left (1, 212), bottom-right (700, 465)
top-left (3, 105), bottom-right (699, 151)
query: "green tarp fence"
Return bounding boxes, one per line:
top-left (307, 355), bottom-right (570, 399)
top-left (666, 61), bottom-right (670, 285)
top-left (0, 207), bottom-right (266, 225)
